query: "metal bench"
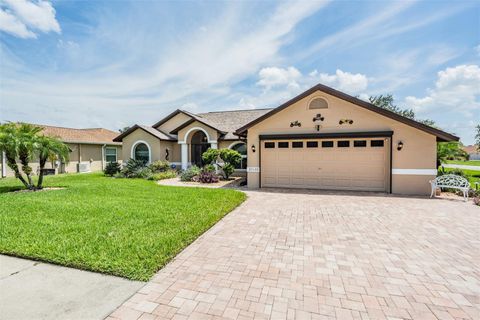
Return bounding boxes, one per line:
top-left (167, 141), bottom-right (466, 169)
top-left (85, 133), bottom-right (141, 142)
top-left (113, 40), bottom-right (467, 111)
top-left (430, 174), bottom-right (470, 201)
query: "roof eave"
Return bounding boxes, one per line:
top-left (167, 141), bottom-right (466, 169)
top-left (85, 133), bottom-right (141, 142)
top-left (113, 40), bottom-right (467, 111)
top-left (235, 83), bottom-right (460, 142)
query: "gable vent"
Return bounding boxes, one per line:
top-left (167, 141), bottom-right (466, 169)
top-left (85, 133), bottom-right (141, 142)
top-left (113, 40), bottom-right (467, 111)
top-left (309, 97), bottom-right (328, 109)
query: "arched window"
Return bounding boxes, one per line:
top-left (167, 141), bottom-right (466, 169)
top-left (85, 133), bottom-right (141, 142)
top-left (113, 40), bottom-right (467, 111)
top-left (309, 97), bottom-right (328, 109)
top-left (231, 142), bottom-right (247, 170)
top-left (134, 143), bottom-right (150, 163)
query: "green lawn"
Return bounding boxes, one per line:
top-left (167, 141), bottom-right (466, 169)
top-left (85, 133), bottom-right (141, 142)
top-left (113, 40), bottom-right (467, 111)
top-left (444, 160), bottom-right (480, 166)
top-left (0, 173), bottom-right (246, 281)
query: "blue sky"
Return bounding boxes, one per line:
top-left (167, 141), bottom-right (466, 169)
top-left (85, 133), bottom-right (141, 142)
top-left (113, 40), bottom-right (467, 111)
top-left (0, 0), bottom-right (479, 144)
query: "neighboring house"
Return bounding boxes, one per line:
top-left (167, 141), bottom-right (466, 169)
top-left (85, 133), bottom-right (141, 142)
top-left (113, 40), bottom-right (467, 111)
top-left (462, 145), bottom-right (480, 160)
top-left (1, 124), bottom-right (122, 178)
top-left (114, 83), bottom-right (458, 195)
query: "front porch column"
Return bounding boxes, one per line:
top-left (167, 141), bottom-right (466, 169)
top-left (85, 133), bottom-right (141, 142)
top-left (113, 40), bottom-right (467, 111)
top-left (181, 143), bottom-right (188, 170)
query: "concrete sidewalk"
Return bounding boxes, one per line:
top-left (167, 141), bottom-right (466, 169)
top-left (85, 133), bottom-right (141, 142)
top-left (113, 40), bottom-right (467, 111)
top-left (441, 163), bottom-right (480, 171)
top-left (0, 255), bottom-right (144, 320)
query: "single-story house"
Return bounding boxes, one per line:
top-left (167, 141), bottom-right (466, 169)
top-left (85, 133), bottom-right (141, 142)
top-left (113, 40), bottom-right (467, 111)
top-left (114, 83), bottom-right (458, 195)
top-left (1, 124), bottom-right (122, 178)
top-left (462, 145), bottom-right (480, 160)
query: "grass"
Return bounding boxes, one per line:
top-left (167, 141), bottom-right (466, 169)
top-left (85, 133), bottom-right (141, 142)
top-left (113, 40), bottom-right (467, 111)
top-left (444, 160), bottom-right (480, 166)
top-left (442, 168), bottom-right (480, 189)
top-left (0, 173), bottom-right (246, 281)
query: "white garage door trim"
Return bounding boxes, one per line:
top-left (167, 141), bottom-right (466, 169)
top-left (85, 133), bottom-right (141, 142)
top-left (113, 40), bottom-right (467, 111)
top-left (259, 132), bottom-right (393, 192)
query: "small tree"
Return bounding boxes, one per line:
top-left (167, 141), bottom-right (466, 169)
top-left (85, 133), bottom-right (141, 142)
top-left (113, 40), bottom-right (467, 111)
top-left (369, 94), bottom-right (436, 127)
top-left (202, 148), bottom-right (241, 179)
top-left (36, 135), bottom-right (70, 189)
top-left (0, 122), bottom-right (69, 190)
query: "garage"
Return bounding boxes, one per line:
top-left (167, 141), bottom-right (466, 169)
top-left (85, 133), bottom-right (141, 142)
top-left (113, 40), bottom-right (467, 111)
top-left (260, 133), bottom-right (391, 192)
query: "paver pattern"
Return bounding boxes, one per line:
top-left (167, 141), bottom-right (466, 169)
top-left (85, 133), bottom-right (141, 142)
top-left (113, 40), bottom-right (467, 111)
top-left (109, 190), bottom-right (480, 320)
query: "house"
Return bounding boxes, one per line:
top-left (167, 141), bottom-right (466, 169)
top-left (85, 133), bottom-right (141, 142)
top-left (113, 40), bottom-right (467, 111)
top-left (462, 145), bottom-right (480, 160)
top-left (114, 83), bottom-right (458, 195)
top-left (1, 124), bottom-right (122, 178)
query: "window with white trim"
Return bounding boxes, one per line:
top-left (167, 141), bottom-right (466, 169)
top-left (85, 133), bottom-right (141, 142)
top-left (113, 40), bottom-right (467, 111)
top-left (105, 147), bottom-right (117, 162)
top-left (134, 143), bottom-right (149, 163)
top-left (231, 142), bottom-right (247, 170)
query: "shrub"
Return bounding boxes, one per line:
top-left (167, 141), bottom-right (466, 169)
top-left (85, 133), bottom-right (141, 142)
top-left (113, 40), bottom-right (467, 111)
top-left (203, 164), bottom-right (216, 173)
top-left (121, 159), bottom-right (152, 179)
top-left (180, 166), bottom-right (201, 181)
top-left (149, 170), bottom-right (177, 181)
top-left (149, 160), bottom-right (170, 173)
top-left (437, 168), bottom-right (467, 178)
top-left (196, 170), bottom-right (219, 184)
top-left (202, 148), bottom-right (241, 179)
top-left (104, 161), bottom-right (121, 176)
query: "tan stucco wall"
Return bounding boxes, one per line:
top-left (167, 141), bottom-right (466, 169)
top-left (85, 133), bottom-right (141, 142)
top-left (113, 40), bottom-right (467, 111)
top-left (177, 121), bottom-right (218, 143)
top-left (218, 140), bottom-right (243, 149)
top-left (155, 112), bottom-right (192, 134)
top-left (121, 128), bottom-right (163, 163)
top-left (246, 90), bottom-right (437, 195)
top-left (1, 143), bottom-right (122, 177)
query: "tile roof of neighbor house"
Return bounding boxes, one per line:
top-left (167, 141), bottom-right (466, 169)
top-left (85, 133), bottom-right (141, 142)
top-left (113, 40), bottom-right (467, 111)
top-left (37, 124), bottom-right (121, 145)
top-left (463, 145), bottom-right (479, 154)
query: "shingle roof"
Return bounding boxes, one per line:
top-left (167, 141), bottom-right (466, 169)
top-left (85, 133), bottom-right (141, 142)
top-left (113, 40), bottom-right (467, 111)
top-left (113, 124), bottom-right (175, 142)
top-left (36, 124), bottom-right (121, 145)
top-left (196, 108), bottom-right (272, 139)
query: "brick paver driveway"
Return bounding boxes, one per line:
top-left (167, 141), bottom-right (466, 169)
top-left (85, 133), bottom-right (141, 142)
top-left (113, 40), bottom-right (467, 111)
top-left (109, 190), bottom-right (479, 320)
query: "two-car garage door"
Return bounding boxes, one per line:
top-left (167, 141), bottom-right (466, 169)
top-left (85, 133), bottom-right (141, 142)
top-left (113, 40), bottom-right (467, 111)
top-left (261, 138), bottom-right (390, 192)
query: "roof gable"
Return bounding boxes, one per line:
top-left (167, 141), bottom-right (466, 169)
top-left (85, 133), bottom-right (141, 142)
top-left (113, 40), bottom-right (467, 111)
top-left (113, 125), bottom-right (175, 142)
top-left (235, 83), bottom-right (459, 142)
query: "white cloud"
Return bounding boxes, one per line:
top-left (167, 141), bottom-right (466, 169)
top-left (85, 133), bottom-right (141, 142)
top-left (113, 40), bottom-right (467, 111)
top-left (0, 8), bottom-right (35, 38)
top-left (257, 66), bottom-right (301, 90)
top-left (314, 69), bottom-right (369, 95)
top-left (406, 64), bottom-right (480, 115)
top-left (405, 65), bottom-right (480, 144)
top-left (0, 0), bottom-right (60, 38)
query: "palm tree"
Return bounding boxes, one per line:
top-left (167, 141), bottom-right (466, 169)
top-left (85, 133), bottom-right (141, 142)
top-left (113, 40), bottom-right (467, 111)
top-left (0, 122), bottom-right (70, 190)
top-left (36, 135), bottom-right (70, 189)
top-left (0, 123), bottom-right (30, 189)
top-left (17, 123), bottom-right (43, 188)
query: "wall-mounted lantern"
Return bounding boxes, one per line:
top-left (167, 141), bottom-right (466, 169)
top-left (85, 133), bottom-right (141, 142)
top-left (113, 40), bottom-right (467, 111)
top-left (251, 144), bottom-right (256, 153)
top-left (339, 119), bottom-right (354, 125)
top-left (290, 120), bottom-right (301, 127)
top-left (397, 141), bottom-right (404, 151)
top-left (312, 114), bottom-right (324, 122)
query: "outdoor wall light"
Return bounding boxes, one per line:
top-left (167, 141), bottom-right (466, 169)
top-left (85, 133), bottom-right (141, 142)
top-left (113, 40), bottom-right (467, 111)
top-left (290, 120), bottom-right (302, 127)
top-left (251, 144), bottom-right (256, 153)
top-left (312, 114), bottom-right (324, 122)
top-left (397, 141), bottom-right (404, 151)
top-left (339, 119), bottom-right (354, 125)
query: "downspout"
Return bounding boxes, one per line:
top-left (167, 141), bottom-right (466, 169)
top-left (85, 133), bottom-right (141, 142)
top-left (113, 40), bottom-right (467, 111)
top-left (101, 144), bottom-right (106, 170)
top-left (1, 151), bottom-right (6, 178)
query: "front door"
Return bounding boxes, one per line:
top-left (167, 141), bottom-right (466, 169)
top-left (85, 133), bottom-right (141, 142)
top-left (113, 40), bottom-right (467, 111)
top-left (190, 131), bottom-right (210, 167)
top-left (191, 143), bottom-right (210, 167)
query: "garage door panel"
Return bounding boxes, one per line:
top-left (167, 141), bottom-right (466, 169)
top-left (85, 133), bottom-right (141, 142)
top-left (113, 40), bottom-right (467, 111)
top-left (261, 138), bottom-right (388, 192)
